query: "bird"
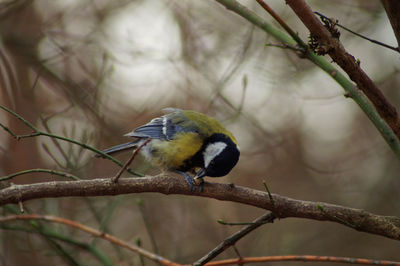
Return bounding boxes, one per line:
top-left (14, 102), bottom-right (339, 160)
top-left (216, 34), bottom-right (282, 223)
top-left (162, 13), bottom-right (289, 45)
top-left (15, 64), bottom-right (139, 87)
top-left (98, 108), bottom-right (240, 191)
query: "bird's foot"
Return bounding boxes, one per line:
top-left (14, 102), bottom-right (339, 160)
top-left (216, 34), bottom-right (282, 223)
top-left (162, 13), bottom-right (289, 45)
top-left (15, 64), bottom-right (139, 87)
top-left (194, 177), bottom-right (204, 192)
top-left (176, 171), bottom-right (203, 192)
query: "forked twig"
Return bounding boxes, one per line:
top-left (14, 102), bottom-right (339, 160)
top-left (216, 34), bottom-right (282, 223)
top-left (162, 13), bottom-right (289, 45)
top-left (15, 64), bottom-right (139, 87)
top-left (112, 138), bottom-right (151, 183)
top-left (193, 212), bottom-right (275, 265)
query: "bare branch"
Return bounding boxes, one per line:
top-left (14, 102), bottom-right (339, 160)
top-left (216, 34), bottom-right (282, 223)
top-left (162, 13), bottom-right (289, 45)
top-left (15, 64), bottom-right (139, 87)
top-left (0, 175), bottom-right (399, 240)
top-left (0, 104), bottom-right (141, 176)
top-left (112, 138), bottom-right (151, 183)
top-left (205, 255), bottom-right (400, 265)
top-left (193, 212), bottom-right (275, 265)
top-left (215, 0), bottom-right (400, 159)
top-left (285, 0), bottom-right (400, 138)
top-left (314, 11), bottom-right (399, 53)
top-left (0, 168), bottom-right (80, 182)
top-left (0, 214), bottom-right (180, 266)
top-left (2, 214), bottom-right (398, 266)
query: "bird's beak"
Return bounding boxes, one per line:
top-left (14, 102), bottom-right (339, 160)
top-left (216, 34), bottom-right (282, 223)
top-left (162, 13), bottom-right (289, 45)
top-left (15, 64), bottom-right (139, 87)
top-left (194, 168), bottom-right (206, 179)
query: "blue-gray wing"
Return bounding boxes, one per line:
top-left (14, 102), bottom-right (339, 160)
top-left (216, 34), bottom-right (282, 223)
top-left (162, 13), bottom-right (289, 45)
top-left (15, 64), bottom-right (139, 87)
top-left (124, 109), bottom-right (195, 140)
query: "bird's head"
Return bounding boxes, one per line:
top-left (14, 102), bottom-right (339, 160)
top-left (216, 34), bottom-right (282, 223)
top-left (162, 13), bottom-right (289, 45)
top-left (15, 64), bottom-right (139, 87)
top-left (195, 133), bottom-right (240, 179)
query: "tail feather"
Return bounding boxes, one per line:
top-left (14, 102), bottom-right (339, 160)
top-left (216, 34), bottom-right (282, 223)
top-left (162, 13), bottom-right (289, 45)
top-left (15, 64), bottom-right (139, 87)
top-left (96, 141), bottom-right (139, 157)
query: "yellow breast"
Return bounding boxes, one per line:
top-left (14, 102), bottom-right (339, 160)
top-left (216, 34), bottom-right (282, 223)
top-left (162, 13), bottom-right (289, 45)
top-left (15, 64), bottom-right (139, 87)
top-left (151, 132), bottom-right (203, 170)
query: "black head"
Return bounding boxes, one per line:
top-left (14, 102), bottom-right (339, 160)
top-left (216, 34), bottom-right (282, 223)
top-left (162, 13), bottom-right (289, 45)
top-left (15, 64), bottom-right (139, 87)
top-left (197, 133), bottom-right (240, 178)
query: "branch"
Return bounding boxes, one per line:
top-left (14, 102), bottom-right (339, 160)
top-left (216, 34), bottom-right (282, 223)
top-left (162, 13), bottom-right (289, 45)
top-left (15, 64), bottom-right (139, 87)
top-left (285, 0), bottom-right (400, 138)
top-left (193, 212), bottom-right (275, 265)
top-left (0, 104), bottom-right (142, 177)
top-left (314, 11), bottom-right (399, 53)
top-left (0, 214), bottom-right (180, 266)
top-left (0, 168), bottom-right (81, 182)
top-left (2, 214), bottom-right (398, 266)
top-left (206, 255), bottom-right (400, 265)
top-left (0, 175), bottom-right (399, 240)
top-left (215, 0), bottom-right (400, 159)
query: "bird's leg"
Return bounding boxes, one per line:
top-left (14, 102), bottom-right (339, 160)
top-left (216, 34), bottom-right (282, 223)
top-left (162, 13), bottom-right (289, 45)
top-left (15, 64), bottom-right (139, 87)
top-left (193, 168), bottom-right (206, 192)
top-left (175, 171), bottom-right (195, 192)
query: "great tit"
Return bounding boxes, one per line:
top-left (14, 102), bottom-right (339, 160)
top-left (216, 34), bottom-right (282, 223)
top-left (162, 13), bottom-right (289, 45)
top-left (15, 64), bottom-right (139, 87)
top-left (99, 108), bottom-right (240, 191)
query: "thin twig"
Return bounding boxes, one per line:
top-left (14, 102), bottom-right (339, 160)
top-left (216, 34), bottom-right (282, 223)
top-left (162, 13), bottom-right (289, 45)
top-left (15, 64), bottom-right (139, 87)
top-left (0, 121), bottom-right (19, 139)
top-left (205, 255), bottom-right (400, 266)
top-left (0, 168), bottom-right (81, 182)
top-left (262, 180), bottom-right (275, 211)
top-left (265, 43), bottom-right (303, 52)
top-left (232, 246), bottom-right (243, 266)
top-left (40, 117), bottom-right (74, 168)
top-left (41, 143), bottom-right (66, 168)
top-left (256, 0), bottom-right (307, 47)
top-left (135, 238), bottom-right (146, 266)
top-left (0, 104), bottom-right (142, 176)
top-left (217, 219), bottom-right (269, 226)
top-left (314, 11), bottom-right (399, 53)
top-left (193, 212), bottom-right (275, 266)
top-left (112, 138), bottom-right (150, 183)
top-left (0, 104), bottom-right (38, 133)
top-left (0, 223), bottom-right (112, 265)
top-left (136, 198), bottom-right (159, 255)
top-left (0, 214), bottom-right (181, 266)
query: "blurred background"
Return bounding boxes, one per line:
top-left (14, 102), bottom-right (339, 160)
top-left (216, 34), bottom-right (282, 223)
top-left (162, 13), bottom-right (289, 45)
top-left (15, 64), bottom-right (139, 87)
top-left (0, 0), bottom-right (399, 265)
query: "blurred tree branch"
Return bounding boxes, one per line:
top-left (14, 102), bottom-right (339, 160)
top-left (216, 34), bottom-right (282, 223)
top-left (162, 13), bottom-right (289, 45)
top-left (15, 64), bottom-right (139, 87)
top-left (313, 11), bottom-right (399, 53)
top-left (0, 175), bottom-right (399, 241)
top-left (2, 213), bottom-right (398, 266)
top-left (0, 104), bottom-right (142, 176)
top-left (0, 214), bottom-right (180, 266)
top-left (205, 255), bottom-right (400, 265)
top-left (193, 212), bottom-right (275, 265)
top-left (0, 168), bottom-right (80, 182)
top-left (1, 1), bottom-right (398, 264)
top-left (215, 0), bottom-right (400, 156)
top-left (285, 0), bottom-right (400, 140)
top-left (0, 204), bottom-right (113, 265)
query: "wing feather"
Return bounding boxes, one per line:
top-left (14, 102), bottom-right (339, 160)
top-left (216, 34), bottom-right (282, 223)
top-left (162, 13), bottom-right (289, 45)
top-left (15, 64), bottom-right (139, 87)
top-left (124, 109), bottom-right (197, 140)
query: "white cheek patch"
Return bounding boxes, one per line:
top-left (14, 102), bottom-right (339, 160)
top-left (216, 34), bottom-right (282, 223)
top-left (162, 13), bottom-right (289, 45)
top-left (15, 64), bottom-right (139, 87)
top-left (203, 142), bottom-right (227, 168)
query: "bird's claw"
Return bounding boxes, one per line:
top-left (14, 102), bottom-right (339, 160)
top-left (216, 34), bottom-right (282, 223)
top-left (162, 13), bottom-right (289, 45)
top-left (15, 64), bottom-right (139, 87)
top-left (194, 177), bottom-right (204, 192)
top-left (176, 171), bottom-right (203, 192)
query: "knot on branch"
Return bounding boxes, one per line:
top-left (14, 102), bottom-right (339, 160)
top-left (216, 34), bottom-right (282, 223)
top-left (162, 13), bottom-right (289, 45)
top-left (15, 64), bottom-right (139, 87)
top-left (320, 16), bottom-right (341, 39)
top-left (308, 34), bottom-right (332, 55)
top-left (309, 15), bottom-right (340, 56)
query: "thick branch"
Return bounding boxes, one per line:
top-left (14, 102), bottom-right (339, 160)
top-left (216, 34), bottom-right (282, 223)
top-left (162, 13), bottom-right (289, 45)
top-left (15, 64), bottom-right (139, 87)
top-left (0, 175), bottom-right (399, 240)
top-left (285, 0), bottom-right (400, 137)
